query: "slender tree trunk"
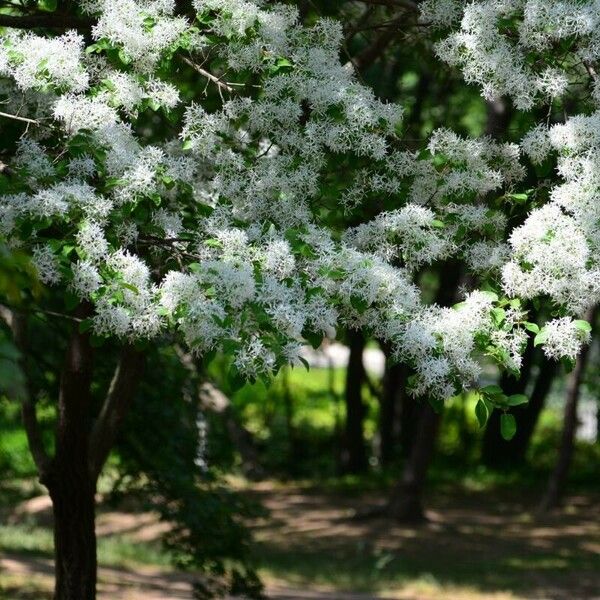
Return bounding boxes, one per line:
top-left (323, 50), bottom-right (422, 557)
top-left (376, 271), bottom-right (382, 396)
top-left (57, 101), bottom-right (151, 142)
top-left (398, 386), bottom-right (418, 458)
top-left (387, 262), bottom-right (461, 521)
top-left (342, 330), bottom-right (368, 473)
top-left (481, 343), bottom-right (540, 468)
top-left (487, 356), bottom-right (558, 467)
top-left (47, 323), bottom-right (97, 600)
top-left (378, 359), bottom-right (407, 466)
top-left (485, 98), bottom-right (512, 138)
top-left (539, 311), bottom-right (595, 512)
top-left (388, 403), bottom-right (440, 522)
top-left (198, 381), bottom-right (266, 480)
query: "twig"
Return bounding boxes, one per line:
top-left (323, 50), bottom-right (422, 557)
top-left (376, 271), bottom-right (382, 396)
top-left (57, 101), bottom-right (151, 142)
top-left (180, 56), bottom-right (236, 97)
top-left (0, 111), bottom-right (39, 125)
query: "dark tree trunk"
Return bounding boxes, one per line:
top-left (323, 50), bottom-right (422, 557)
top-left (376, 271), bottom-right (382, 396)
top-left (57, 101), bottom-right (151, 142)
top-left (398, 386), bottom-right (419, 458)
top-left (388, 403), bottom-right (440, 522)
top-left (387, 262), bottom-right (462, 521)
top-left (484, 355), bottom-right (558, 468)
top-left (342, 330), bottom-right (368, 473)
top-left (539, 309), bottom-right (595, 512)
top-left (50, 478), bottom-right (97, 600)
top-left (378, 360), bottom-right (407, 466)
top-left (47, 323), bottom-right (97, 600)
top-left (482, 342), bottom-right (536, 467)
top-left (485, 98), bottom-right (512, 138)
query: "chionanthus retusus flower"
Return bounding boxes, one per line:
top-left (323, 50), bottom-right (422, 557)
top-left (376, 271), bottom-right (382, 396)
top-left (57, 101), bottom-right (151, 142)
top-left (0, 0), bottom-right (594, 404)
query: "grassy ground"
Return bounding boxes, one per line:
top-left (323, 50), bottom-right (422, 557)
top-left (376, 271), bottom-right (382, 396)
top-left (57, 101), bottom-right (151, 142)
top-left (1, 481), bottom-right (599, 599)
top-left (2, 364), bottom-right (600, 598)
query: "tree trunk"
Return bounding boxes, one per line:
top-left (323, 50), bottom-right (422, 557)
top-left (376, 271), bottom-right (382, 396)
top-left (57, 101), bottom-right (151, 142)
top-left (199, 381), bottom-right (266, 480)
top-left (388, 403), bottom-right (440, 522)
top-left (387, 262), bottom-right (461, 521)
top-left (481, 343), bottom-right (541, 468)
top-left (539, 310), bottom-right (595, 512)
top-left (342, 330), bottom-right (368, 473)
top-left (50, 478), bottom-right (97, 600)
top-left (487, 356), bottom-right (558, 468)
top-left (48, 320), bottom-right (97, 600)
top-left (398, 386), bottom-right (419, 458)
top-left (485, 98), bottom-right (512, 138)
top-left (379, 359), bottom-right (407, 466)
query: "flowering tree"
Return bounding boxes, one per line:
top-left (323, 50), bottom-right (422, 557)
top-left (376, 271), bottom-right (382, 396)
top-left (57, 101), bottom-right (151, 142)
top-left (0, 0), bottom-right (597, 598)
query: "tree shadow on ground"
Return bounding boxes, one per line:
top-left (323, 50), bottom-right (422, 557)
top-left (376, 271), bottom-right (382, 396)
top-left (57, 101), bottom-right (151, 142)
top-left (249, 484), bottom-right (600, 600)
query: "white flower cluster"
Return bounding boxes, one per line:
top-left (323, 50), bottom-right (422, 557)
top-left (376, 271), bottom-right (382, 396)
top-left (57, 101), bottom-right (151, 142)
top-left (541, 318), bottom-right (591, 361)
top-left (393, 291), bottom-right (526, 399)
top-left (0, 30), bottom-right (88, 92)
top-left (343, 205), bottom-right (453, 270)
top-left (0, 0), bottom-right (571, 397)
top-left (505, 113), bottom-right (600, 314)
top-left (427, 0), bottom-right (600, 110)
top-left (86, 0), bottom-right (189, 72)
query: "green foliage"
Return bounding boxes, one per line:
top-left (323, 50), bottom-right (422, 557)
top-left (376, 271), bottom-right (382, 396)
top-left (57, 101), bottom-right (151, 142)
top-left (113, 346), bottom-right (265, 599)
top-left (500, 413), bottom-right (517, 441)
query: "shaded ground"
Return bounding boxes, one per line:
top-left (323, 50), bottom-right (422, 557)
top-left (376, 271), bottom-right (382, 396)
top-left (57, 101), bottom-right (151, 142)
top-left (249, 482), bottom-right (600, 600)
top-left (1, 484), bottom-right (599, 599)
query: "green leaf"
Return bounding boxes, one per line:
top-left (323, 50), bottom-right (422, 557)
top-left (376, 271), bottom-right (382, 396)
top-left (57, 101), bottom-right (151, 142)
top-left (481, 384), bottom-right (503, 397)
top-left (480, 290), bottom-right (499, 302)
top-left (475, 399), bottom-right (489, 429)
top-left (507, 394), bottom-right (528, 407)
top-left (534, 327), bottom-right (549, 346)
top-left (574, 319), bottom-right (592, 333)
top-left (524, 322), bottom-right (539, 334)
top-left (117, 47), bottom-right (131, 65)
top-left (305, 331), bottom-right (322, 350)
top-left (78, 318), bottom-right (93, 334)
top-left (500, 413), bottom-right (517, 441)
top-left (508, 193), bottom-right (528, 203)
top-left (350, 295), bottom-right (369, 314)
top-left (491, 307), bottom-right (506, 325)
top-left (299, 356), bottom-right (310, 372)
top-left (228, 371), bottom-right (247, 392)
top-left (431, 219), bottom-right (445, 229)
top-left (122, 282), bottom-right (139, 294)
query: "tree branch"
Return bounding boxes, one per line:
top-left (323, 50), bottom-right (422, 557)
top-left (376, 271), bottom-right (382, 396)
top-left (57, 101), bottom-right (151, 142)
top-left (0, 306), bottom-right (52, 480)
top-left (0, 111), bottom-right (39, 125)
top-left (180, 55), bottom-right (237, 96)
top-left (88, 346), bottom-right (145, 480)
top-left (349, 15), bottom-right (407, 72)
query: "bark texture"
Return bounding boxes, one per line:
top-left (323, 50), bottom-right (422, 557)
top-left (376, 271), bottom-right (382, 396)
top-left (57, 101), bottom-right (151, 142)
top-left (343, 330), bottom-right (368, 473)
top-left (48, 325), bottom-right (97, 600)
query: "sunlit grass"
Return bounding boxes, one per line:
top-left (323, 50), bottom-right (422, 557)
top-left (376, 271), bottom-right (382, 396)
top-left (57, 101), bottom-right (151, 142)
top-left (0, 524), bottom-right (171, 569)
